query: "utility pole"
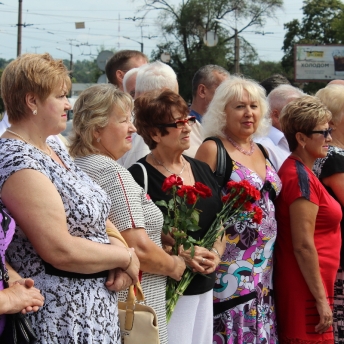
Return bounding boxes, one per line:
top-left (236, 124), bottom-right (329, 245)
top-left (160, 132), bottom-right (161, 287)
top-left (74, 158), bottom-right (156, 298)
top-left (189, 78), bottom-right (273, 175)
top-left (234, 29), bottom-right (240, 74)
top-left (17, 0), bottom-right (23, 56)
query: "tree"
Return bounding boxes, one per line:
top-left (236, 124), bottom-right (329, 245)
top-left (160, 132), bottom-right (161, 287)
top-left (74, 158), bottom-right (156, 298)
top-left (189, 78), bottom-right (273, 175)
top-left (241, 60), bottom-right (288, 83)
top-left (281, 0), bottom-right (344, 93)
top-left (139, 0), bottom-right (283, 100)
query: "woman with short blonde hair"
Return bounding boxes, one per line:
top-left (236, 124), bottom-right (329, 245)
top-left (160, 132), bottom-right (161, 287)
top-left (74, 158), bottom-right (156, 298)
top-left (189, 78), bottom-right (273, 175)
top-left (0, 53), bottom-right (139, 343)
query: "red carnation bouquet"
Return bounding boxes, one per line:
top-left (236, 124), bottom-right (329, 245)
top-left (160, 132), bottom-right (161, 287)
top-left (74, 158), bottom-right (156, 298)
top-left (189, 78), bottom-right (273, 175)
top-left (157, 175), bottom-right (263, 322)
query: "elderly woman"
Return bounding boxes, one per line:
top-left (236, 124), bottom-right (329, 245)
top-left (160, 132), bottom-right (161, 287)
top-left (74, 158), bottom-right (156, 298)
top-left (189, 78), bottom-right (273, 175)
top-left (195, 76), bottom-right (281, 343)
top-left (69, 84), bottom-right (186, 344)
top-left (0, 53), bottom-right (140, 343)
top-left (275, 95), bottom-right (340, 343)
top-left (128, 89), bottom-right (224, 344)
top-left (313, 85), bottom-right (344, 343)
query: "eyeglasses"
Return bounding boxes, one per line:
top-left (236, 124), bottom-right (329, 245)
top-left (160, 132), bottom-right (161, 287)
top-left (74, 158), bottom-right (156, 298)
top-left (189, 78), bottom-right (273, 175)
top-left (156, 116), bottom-right (197, 129)
top-left (308, 128), bottom-right (333, 138)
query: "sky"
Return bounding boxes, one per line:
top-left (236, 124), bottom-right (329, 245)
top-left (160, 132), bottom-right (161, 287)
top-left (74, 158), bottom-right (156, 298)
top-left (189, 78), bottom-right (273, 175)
top-left (0, 0), bottom-right (305, 64)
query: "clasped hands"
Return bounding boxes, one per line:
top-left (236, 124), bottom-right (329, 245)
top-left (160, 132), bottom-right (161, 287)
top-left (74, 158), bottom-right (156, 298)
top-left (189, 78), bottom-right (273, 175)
top-left (106, 247), bottom-right (140, 293)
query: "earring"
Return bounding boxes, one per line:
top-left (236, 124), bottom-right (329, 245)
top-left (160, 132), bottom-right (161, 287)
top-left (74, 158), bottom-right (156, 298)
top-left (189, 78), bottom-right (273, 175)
top-left (33, 110), bottom-right (37, 115)
top-left (97, 138), bottom-right (101, 143)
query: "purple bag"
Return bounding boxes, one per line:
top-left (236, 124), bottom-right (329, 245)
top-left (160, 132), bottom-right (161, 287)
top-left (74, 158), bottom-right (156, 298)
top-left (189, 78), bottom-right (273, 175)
top-left (0, 205), bottom-right (16, 334)
top-left (0, 205), bottom-right (37, 343)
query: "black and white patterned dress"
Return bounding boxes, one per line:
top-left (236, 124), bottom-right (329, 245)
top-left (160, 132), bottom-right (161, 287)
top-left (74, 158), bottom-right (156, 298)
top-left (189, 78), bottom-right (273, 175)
top-left (75, 155), bottom-right (168, 344)
top-left (0, 138), bottom-right (120, 344)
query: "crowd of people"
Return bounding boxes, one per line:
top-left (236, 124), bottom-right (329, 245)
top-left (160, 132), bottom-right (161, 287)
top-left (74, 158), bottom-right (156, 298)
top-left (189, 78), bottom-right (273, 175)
top-left (0, 49), bottom-right (343, 344)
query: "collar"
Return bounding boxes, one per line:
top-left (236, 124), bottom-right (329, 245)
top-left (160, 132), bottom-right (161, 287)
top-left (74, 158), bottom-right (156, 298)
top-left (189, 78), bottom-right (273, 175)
top-left (268, 126), bottom-right (285, 145)
top-left (189, 109), bottom-right (202, 123)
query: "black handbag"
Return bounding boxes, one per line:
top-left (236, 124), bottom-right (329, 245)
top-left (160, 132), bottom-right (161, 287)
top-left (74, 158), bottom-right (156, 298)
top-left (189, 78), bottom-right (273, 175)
top-left (0, 207), bottom-right (37, 344)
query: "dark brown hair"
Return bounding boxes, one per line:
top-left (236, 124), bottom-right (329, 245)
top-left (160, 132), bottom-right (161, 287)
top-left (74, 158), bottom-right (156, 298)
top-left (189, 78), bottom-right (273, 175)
top-left (134, 89), bottom-right (189, 149)
top-left (105, 50), bottom-right (148, 86)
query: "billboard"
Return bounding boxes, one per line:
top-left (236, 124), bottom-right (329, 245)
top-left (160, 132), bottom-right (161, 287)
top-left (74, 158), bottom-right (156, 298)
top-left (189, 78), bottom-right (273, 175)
top-left (294, 44), bottom-right (344, 82)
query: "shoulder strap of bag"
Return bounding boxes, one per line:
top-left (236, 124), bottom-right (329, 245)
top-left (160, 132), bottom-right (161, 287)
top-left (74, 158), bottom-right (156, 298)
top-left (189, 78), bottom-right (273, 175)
top-left (134, 162), bottom-right (148, 194)
top-left (203, 137), bottom-right (233, 188)
top-left (256, 143), bottom-right (276, 170)
top-left (105, 227), bottom-right (145, 304)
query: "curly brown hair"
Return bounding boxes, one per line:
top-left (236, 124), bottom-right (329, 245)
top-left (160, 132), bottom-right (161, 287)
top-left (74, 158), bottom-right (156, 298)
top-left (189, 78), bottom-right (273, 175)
top-left (134, 89), bottom-right (189, 150)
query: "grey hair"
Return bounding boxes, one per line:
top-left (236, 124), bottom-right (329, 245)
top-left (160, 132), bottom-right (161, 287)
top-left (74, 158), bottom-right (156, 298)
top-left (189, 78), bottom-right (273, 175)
top-left (123, 67), bottom-right (139, 93)
top-left (192, 65), bottom-right (230, 97)
top-left (267, 84), bottom-right (305, 115)
top-left (135, 61), bottom-right (178, 97)
top-left (202, 76), bottom-right (270, 139)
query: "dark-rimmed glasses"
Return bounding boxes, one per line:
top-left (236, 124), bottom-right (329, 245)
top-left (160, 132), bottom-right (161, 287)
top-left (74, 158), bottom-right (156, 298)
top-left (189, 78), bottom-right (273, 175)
top-left (156, 116), bottom-right (197, 129)
top-left (308, 128), bottom-right (333, 138)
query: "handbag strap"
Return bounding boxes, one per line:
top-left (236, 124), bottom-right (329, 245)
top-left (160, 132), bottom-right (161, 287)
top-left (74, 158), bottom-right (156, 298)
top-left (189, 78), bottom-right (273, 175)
top-left (106, 227), bottom-right (145, 303)
top-left (256, 143), bottom-right (276, 170)
top-left (134, 162), bottom-right (148, 194)
top-left (203, 136), bottom-right (233, 188)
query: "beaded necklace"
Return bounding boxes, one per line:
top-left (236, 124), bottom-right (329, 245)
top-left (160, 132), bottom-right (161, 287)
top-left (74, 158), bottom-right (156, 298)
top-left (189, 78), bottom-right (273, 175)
top-left (226, 135), bottom-right (255, 156)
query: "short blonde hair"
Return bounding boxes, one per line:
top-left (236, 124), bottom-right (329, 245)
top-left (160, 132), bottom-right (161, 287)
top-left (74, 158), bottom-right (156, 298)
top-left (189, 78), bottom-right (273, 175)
top-left (1, 53), bottom-right (71, 123)
top-left (316, 85), bottom-right (344, 125)
top-left (69, 84), bottom-right (133, 158)
top-left (202, 76), bottom-right (270, 139)
top-left (280, 95), bottom-right (332, 152)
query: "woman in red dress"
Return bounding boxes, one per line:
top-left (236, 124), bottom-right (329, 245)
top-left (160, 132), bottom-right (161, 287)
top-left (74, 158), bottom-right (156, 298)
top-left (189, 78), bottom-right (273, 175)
top-left (275, 95), bottom-right (341, 343)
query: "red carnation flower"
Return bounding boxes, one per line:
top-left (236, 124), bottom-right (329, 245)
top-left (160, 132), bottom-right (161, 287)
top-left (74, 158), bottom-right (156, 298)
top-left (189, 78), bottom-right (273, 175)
top-left (252, 206), bottom-right (263, 224)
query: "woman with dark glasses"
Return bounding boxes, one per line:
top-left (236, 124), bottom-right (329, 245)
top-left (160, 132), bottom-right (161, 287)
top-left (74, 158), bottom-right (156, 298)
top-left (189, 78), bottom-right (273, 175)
top-left (128, 89), bottom-right (225, 344)
top-left (274, 95), bottom-right (341, 343)
top-left (314, 85), bottom-right (344, 344)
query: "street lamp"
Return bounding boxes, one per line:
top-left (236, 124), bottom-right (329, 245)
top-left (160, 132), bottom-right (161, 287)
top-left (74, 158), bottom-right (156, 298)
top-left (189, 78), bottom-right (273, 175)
top-left (123, 36), bottom-right (143, 53)
top-left (56, 47), bottom-right (73, 71)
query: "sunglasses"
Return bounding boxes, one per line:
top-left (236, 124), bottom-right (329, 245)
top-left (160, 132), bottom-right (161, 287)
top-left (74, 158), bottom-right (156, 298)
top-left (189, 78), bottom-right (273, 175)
top-left (308, 128), bottom-right (333, 138)
top-left (156, 116), bottom-right (196, 129)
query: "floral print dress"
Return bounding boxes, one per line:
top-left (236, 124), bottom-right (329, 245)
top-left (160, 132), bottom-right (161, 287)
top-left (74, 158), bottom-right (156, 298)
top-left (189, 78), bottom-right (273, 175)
top-left (213, 158), bottom-right (281, 344)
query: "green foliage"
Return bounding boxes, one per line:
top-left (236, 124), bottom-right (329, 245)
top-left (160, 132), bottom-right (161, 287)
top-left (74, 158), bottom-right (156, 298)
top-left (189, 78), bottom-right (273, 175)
top-left (241, 60), bottom-right (289, 82)
top-left (141, 0), bottom-right (283, 100)
top-left (282, 0), bottom-right (344, 80)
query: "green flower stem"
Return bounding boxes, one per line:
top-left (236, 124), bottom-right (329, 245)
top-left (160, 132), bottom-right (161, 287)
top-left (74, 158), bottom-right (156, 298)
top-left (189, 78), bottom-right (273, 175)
top-left (166, 269), bottom-right (195, 323)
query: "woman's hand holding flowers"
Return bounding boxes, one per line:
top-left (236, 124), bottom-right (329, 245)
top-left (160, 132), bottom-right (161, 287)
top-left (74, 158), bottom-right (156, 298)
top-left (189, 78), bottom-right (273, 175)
top-left (179, 245), bottom-right (216, 274)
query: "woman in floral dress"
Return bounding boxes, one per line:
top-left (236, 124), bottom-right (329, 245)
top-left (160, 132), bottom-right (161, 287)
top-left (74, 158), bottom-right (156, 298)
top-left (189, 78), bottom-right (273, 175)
top-left (196, 76), bottom-right (281, 343)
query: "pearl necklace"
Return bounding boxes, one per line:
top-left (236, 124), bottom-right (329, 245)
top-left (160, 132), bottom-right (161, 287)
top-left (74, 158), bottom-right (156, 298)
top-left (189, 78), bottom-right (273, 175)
top-left (150, 152), bottom-right (186, 177)
top-left (226, 135), bottom-right (255, 156)
top-left (6, 129), bottom-right (52, 157)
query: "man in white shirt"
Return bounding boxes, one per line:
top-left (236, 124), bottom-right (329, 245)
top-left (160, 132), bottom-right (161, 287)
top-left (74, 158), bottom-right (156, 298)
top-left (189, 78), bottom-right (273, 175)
top-left (256, 84), bottom-right (304, 171)
top-left (187, 65), bottom-right (230, 157)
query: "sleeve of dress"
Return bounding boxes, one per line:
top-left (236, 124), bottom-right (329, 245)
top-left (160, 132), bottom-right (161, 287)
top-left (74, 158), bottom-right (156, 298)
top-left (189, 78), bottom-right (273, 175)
top-left (281, 160), bottom-right (320, 208)
top-left (92, 163), bottom-right (146, 232)
top-left (320, 150), bottom-right (344, 179)
top-left (0, 142), bottom-right (46, 193)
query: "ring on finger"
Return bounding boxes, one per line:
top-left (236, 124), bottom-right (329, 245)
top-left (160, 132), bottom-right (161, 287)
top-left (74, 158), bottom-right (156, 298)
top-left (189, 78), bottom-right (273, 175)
top-left (201, 258), bottom-right (205, 263)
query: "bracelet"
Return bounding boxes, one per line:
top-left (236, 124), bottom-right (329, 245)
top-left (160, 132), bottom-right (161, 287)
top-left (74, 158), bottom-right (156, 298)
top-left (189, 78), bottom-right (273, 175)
top-left (124, 248), bottom-right (132, 271)
top-left (210, 247), bottom-right (221, 259)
